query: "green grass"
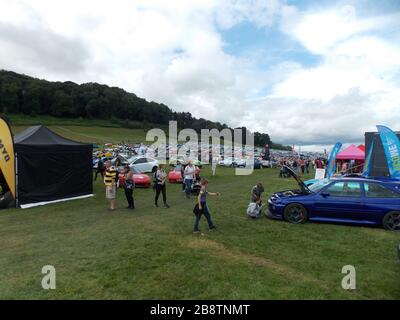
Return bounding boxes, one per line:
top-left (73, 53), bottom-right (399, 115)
top-left (7, 114), bottom-right (167, 145)
top-left (11, 125), bottom-right (152, 145)
top-left (0, 166), bottom-right (399, 299)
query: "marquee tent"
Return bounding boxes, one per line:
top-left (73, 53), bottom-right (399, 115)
top-left (336, 144), bottom-right (365, 160)
top-left (14, 125), bottom-right (93, 208)
top-left (357, 144), bottom-right (365, 152)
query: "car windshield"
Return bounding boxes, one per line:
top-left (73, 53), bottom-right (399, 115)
top-left (131, 166), bottom-right (141, 174)
top-left (308, 179), bottom-right (331, 192)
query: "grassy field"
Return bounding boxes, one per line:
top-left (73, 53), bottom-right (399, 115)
top-left (11, 124), bottom-right (151, 145)
top-left (0, 165), bottom-right (399, 299)
top-left (7, 114), bottom-right (164, 145)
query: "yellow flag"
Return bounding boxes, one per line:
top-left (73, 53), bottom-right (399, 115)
top-left (0, 117), bottom-right (15, 198)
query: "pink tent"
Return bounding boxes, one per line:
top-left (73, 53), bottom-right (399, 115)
top-left (357, 144), bottom-right (365, 152)
top-left (336, 144), bottom-right (365, 160)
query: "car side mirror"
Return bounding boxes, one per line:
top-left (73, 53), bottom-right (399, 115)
top-left (321, 192), bottom-right (330, 197)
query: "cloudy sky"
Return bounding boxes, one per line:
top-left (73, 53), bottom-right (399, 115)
top-left (0, 0), bottom-right (399, 150)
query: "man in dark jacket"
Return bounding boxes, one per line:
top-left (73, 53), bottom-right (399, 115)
top-left (95, 157), bottom-right (105, 180)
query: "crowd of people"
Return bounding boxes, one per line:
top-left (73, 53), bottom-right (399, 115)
top-left (98, 159), bottom-right (222, 233)
top-left (278, 157), bottom-right (326, 177)
top-left (94, 145), bottom-right (330, 231)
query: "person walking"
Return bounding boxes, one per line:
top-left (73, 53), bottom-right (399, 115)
top-left (184, 161), bottom-right (195, 199)
top-left (154, 164), bottom-right (170, 208)
top-left (122, 165), bottom-right (135, 209)
top-left (180, 162), bottom-right (186, 192)
top-left (305, 159), bottom-right (310, 174)
top-left (95, 156), bottom-right (105, 180)
top-left (316, 158), bottom-right (323, 169)
top-left (300, 158), bottom-right (306, 174)
top-left (104, 160), bottom-right (117, 211)
top-left (193, 178), bottom-right (219, 233)
top-left (292, 158), bottom-right (298, 173)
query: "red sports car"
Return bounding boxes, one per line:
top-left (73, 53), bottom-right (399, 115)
top-left (168, 165), bottom-right (183, 183)
top-left (118, 168), bottom-right (151, 188)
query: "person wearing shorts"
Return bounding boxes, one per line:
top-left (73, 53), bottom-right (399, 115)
top-left (104, 160), bottom-right (117, 211)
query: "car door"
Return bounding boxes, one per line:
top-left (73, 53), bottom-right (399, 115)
top-left (313, 181), bottom-right (365, 221)
top-left (133, 158), bottom-right (147, 172)
top-left (146, 158), bottom-right (158, 172)
top-left (362, 182), bottom-right (400, 223)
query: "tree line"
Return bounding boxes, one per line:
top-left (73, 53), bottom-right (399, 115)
top-left (0, 70), bottom-right (290, 149)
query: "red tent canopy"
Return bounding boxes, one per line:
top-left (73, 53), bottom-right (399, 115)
top-left (336, 144), bottom-right (365, 160)
top-left (357, 144), bottom-right (365, 152)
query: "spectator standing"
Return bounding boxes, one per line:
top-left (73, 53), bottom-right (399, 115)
top-left (154, 164), bottom-right (170, 208)
top-left (316, 158), bottom-right (323, 169)
top-left (300, 158), bottom-right (306, 174)
top-left (104, 160), bottom-right (117, 211)
top-left (181, 163), bottom-right (186, 192)
top-left (305, 159), bottom-right (310, 174)
top-left (122, 165), bottom-right (135, 209)
top-left (184, 161), bottom-right (195, 199)
top-left (95, 156), bottom-right (105, 180)
top-left (292, 159), bottom-right (298, 173)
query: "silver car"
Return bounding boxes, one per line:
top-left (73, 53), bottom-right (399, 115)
top-left (128, 156), bottom-right (159, 173)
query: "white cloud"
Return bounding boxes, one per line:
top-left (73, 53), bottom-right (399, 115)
top-left (253, 4), bottom-right (400, 146)
top-left (0, 1), bottom-right (399, 149)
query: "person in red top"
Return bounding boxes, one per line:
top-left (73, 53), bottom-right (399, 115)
top-left (316, 159), bottom-right (323, 169)
top-left (300, 158), bottom-right (306, 174)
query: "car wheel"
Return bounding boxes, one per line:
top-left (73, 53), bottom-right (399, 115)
top-left (283, 203), bottom-right (308, 224)
top-left (382, 211), bottom-right (400, 232)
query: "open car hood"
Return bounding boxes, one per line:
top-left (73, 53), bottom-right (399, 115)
top-left (283, 165), bottom-right (312, 194)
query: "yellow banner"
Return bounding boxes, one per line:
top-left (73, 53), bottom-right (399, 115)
top-left (0, 117), bottom-right (15, 198)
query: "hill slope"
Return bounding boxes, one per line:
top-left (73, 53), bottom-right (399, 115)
top-left (0, 70), bottom-right (290, 149)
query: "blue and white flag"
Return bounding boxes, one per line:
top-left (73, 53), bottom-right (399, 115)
top-left (326, 142), bottom-right (342, 178)
top-left (376, 125), bottom-right (400, 179)
top-left (363, 140), bottom-right (374, 178)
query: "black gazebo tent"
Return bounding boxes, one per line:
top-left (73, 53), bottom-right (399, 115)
top-left (14, 125), bottom-right (93, 207)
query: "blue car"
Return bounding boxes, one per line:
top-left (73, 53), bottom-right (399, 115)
top-left (266, 166), bottom-right (400, 231)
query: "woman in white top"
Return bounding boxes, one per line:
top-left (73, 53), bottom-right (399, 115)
top-left (184, 161), bottom-right (195, 199)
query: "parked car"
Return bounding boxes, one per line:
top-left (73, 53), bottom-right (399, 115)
top-left (111, 156), bottom-right (130, 171)
top-left (128, 156), bottom-right (158, 173)
top-left (253, 158), bottom-right (263, 169)
top-left (233, 158), bottom-right (246, 168)
top-left (92, 158), bottom-right (99, 169)
top-left (260, 159), bottom-right (270, 168)
top-left (168, 165), bottom-right (183, 183)
top-left (266, 166), bottom-right (400, 231)
top-left (118, 166), bottom-right (151, 188)
top-left (93, 156), bottom-right (113, 169)
top-left (218, 158), bottom-right (235, 167)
